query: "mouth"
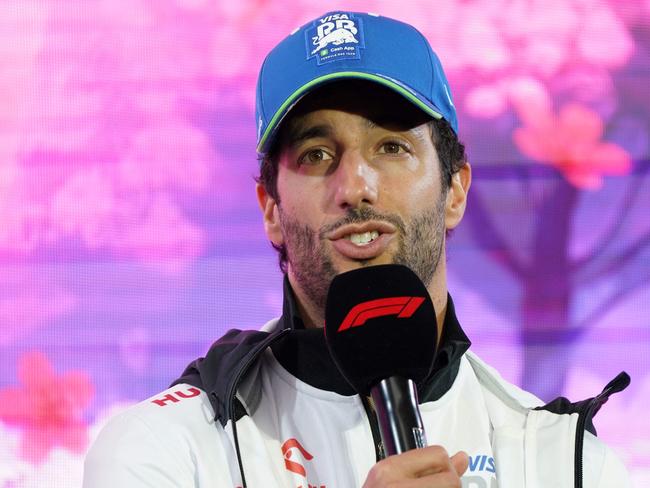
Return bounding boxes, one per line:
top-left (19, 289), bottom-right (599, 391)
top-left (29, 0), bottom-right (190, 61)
top-left (345, 230), bottom-right (381, 246)
top-left (327, 222), bottom-right (397, 260)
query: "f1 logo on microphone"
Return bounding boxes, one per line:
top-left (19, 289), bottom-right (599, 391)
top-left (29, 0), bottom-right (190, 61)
top-left (338, 296), bottom-right (425, 331)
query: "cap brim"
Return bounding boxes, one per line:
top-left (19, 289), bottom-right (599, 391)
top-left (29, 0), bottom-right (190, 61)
top-left (256, 71), bottom-right (444, 154)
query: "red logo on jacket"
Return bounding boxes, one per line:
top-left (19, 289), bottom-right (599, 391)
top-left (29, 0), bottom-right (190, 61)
top-left (282, 438), bottom-right (313, 476)
top-left (150, 387), bottom-right (200, 407)
top-left (281, 438), bottom-right (325, 488)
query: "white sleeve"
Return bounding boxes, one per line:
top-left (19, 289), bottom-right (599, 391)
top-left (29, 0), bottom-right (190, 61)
top-left (83, 411), bottom-right (195, 488)
top-left (582, 432), bottom-right (631, 488)
top-left (595, 445), bottom-right (632, 488)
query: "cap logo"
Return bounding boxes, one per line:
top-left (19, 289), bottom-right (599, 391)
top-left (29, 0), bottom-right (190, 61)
top-left (305, 13), bottom-right (365, 65)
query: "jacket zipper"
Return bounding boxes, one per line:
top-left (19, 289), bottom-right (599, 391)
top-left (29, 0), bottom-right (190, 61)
top-left (573, 399), bottom-right (595, 488)
top-left (224, 328), bottom-right (291, 488)
top-left (363, 395), bottom-right (385, 461)
top-left (573, 371), bottom-right (630, 488)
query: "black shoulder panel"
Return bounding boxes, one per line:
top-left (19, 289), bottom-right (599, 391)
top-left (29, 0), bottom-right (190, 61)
top-left (171, 328), bottom-right (288, 425)
top-left (534, 371), bottom-right (630, 435)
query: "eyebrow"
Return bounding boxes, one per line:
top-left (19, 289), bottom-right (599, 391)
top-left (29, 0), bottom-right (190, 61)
top-left (287, 124), bottom-right (334, 148)
top-left (285, 117), bottom-right (424, 148)
top-left (364, 115), bottom-right (427, 134)
top-left (365, 118), bottom-right (377, 130)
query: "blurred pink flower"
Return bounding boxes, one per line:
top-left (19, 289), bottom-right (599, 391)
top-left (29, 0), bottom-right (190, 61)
top-left (0, 352), bottom-right (94, 464)
top-left (119, 123), bottom-right (213, 192)
top-left (513, 102), bottom-right (631, 189)
top-left (0, 0), bottom-right (214, 267)
top-left (465, 84), bottom-right (508, 118)
top-left (401, 0), bottom-right (635, 119)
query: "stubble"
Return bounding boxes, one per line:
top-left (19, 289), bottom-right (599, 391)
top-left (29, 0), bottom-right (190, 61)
top-left (278, 196), bottom-right (447, 315)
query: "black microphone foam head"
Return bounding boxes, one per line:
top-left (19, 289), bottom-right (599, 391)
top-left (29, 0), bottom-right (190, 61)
top-left (324, 264), bottom-right (438, 396)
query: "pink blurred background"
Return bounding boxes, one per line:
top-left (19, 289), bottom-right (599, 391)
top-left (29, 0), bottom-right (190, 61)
top-left (0, 1), bottom-right (649, 485)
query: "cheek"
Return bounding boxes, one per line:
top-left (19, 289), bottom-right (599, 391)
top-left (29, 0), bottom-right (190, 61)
top-left (278, 172), bottom-right (327, 219)
top-left (279, 181), bottom-right (307, 213)
top-left (414, 158), bottom-right (444, 205)
top-left (383, 167), bottom-right (440, 210)
top-left (385, 148), bottom-right (441, 193)
top-left (277, 188), bottom-right (319, 234)
top-left (410, 176), bottom-right (438, 200)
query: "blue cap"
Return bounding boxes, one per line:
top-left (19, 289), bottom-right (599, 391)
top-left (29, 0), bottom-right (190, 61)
top-left (255, 11), bottom-right (458, 154)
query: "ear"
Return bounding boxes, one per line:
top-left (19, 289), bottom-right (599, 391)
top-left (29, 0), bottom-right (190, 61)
top-left (256, 183), bottom-right (284, 246)
top-left (445, 162), bottom-right (471, 230)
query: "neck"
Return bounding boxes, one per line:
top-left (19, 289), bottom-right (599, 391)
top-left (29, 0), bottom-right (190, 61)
top-left (299, 304), bottom-right (323, 329)
top-left (287, 273), bottom-right (325, 328)
top-left (430, 283), bottom-right (448, 346)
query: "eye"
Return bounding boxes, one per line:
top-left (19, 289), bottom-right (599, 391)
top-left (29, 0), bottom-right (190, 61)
top-left (298, 148), bottom-right (334, 166)
top-left (378, 141), bottom-right (409, 155)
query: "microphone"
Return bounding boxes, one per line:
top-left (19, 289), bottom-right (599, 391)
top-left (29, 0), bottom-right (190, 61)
top-left (324, 264), bottom-right (438, 456)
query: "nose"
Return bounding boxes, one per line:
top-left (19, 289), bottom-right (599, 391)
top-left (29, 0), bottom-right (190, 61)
top-left (332, 151), bottom-right (379, 210)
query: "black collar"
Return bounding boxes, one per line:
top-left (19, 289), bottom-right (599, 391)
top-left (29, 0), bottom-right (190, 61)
top-left (271, 275), bottom-right (471, 400)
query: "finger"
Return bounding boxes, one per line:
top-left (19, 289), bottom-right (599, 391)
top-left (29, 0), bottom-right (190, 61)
top-left (450, 451), bottom-right (469, 476)
top-left (379, 445), bottom-right (453, 477)
top-left (399, 470), bottom-right (464, 488)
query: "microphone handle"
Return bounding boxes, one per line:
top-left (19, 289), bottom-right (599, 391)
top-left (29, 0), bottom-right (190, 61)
top-left (370, 376), bottom-right (427, 456)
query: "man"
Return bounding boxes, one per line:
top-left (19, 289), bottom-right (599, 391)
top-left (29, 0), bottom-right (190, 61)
top-left (84, 11), bottom-right (630, 487)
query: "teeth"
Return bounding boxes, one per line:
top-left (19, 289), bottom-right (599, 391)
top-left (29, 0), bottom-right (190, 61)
top-left (347, 230), bottom-right (379, 246)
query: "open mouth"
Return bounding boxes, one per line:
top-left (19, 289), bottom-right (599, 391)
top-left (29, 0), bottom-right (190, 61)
top-left (327, 222), bottom-right (396, 260)
top-left (345, 230), bottom-right (380, 246)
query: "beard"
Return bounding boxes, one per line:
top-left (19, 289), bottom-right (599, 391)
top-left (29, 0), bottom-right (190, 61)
top-left (278, 196), bottom-right (447, 315)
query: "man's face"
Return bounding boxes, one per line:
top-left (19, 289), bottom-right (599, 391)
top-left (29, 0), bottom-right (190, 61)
top-left (262, 83), bottom-right (451, 313)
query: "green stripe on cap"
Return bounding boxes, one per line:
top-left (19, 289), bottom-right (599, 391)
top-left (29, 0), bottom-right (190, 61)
top-left (256, 71), bottom-right (443, 153)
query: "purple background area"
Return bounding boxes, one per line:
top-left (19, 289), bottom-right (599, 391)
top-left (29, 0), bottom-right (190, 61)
top-left (0, 1), bottom-right (648, 485)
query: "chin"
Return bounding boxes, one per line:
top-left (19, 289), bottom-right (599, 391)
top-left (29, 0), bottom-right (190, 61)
top-left (333, 255), bottom-right (394, 272)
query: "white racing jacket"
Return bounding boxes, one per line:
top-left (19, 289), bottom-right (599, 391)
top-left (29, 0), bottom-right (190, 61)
top-left (84, 292), bottom-right (631, 488)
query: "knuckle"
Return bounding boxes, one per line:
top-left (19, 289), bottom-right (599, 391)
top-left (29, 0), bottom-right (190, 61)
top-left (438, 471), bottom-right (462, 488)
top-left (429, 445), bottom-right (449, 460)
top-left (365, 461), bottom-right (391, 484)
top-left (451, 474), bottom-right (464, 488)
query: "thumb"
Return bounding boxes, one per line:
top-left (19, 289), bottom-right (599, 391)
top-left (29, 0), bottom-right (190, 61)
top-left (450, 451), bottom-right (469, 476)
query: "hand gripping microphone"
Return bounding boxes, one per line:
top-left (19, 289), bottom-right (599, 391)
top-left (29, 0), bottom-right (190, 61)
top-left (324, 264), bottom-right (438, 456)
